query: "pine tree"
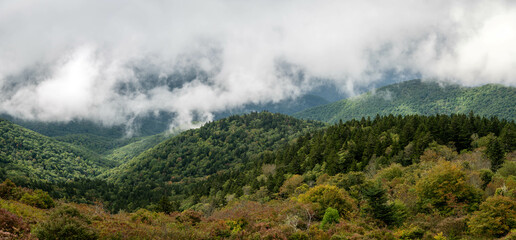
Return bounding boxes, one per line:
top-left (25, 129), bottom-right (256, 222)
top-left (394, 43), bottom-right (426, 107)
top-left (486, 138), bottom-right (504, 171)
top-left (362, 182), bottom-right (395, 226)
top-left (500, 124), bottom-right (516, 152)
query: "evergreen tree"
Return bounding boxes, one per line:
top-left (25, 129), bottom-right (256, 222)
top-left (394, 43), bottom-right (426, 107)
top-left (486, 138), bottom-right (504, 171)
top-left (362, 182), bottom-right (395, 226)
top-left (500, 124), bottom-right (516, 152)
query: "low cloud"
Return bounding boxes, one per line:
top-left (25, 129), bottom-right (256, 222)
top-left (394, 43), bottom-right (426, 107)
top-left (0, 0), bottom-right (515, 129)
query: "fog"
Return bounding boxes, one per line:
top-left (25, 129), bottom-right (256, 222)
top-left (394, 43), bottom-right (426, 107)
top-left (1, 0), bottom-right (515, 129)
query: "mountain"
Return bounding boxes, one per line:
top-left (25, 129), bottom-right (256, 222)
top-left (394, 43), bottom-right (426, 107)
top-left (294, 79), bottom-right (516, 123)
top-left (102, 112), bottom-right (324, 209)
top-left (215, 94), bottom-right (330, 118)
top-left (178, 113), bottom-right (515, 208)
top-left (0, 115), bottom-right (127, 138)
top-left (108, 111), bottom-right (325, 183)
top-left (0, 94), bottom-right (332, 140)
top-left (103, 133), bottom-right (171, 165)
top-left (0, 119), bottom-right (112, 183)
top-left (2, 113), bottom-right (515, 239)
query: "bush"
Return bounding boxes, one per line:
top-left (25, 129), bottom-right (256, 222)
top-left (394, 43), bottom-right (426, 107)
top-left (280, 175), bottom-right (305, 197)
top-left (288, 231), bottom-right (309, 240)
top-left (479, 169), bottom-right (494, 189)
top-left (298, 185), bottom-right (356, 219)
top-left (329, 171), bottom-right (365, 190)
top-left (0, 179), bottom-right (18, 200)
top-left (320, 207), bottom-right (339, 229)
top-left (468, 195), bottom-right (516, 238)
top-left (378, 164), bottom-right (404, 181)
top-left (395, 225), bottom-right (425, 240)
top-left (176, 209), bottom-right (203, 226)
top-left (416, 161), bottom-right (481, 213)
top-left (20, 189), bottom-right (55, 209)
top-left (435, 216), bottom-right (466, 239)
top-left (34, 205), bottom-right (98, 240)
top-left (0, 209), bottom-right (30, 239)
top-left (130, 208), bottom-right (158, 224)
top-left (498, 161), bottom-right (516, 178)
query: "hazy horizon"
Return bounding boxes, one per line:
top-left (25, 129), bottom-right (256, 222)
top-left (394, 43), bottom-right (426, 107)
top-left (1, 0), bottom-right (515, 129)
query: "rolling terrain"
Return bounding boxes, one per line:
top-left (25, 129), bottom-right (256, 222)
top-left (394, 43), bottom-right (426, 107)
top-left (294, 79), bottom-right (516, 123)
top-left (1, 80), bottom-right (516, 239)
top-left (1, 112), bottom-right (514, 239)
top-left (0, 119), bottom-right (109, 183)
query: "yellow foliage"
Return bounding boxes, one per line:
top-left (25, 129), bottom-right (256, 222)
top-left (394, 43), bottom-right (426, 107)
top-left (297, 185), bottom-right (356, 219)
top-left (416, 161), bottom-right (482, 213)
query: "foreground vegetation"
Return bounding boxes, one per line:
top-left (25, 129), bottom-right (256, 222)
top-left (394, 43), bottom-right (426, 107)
top-left (1, 149), bottom-right (515, 239)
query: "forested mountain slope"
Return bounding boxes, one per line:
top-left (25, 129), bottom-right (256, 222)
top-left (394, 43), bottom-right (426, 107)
top-left (4, 113), bottom-right (513, 239)
top-left (294, 79), bottom-right (516, 122)
top-left (185, 113), bottom-right (516, 207)
top-left (108, 112), bottom-right (324, 184)
top-left (103, 133), bottom-right (171, 165)
top-left (0, 119), bottom-right (112, 183)
top-left (1, 93), bottom-right (330, 140)
top-left (99, 112), bottom-right (324, 208)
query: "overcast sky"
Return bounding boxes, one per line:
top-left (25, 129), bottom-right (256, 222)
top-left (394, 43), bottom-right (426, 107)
top-left (1, 0), bottom-right (515, 128)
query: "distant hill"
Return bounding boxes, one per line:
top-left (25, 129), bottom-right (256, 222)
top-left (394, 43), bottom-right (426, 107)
top-left (1, 93), bottom-right (330, 140)
top-left (102, 133), bottom-right (171, 165)
top-left (0, 119), bottom-right (112, 183)
top-left (105, 112), bottom-right (325, 208)
top-left (215, 94), bottom-right (330, 119)
top-left (294, 79), bottom-right (516, 123)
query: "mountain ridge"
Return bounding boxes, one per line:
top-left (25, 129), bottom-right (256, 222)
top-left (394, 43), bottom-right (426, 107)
top-left (294, 79), bottom-right (516, 122)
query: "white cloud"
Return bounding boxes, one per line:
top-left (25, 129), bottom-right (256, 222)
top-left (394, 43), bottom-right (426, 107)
top-left (0, 0), bottom-right (515, 128)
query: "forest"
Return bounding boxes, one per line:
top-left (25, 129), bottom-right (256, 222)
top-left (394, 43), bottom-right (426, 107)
top-left (1, 112), bottom-right (515, 239)
top-left (294, 80), bottom-right (516, 123)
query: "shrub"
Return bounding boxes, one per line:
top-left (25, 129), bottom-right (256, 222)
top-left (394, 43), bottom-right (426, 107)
top-left (298, 185), bottom-right (356, 219)
top-left (20, 189), bottom-right (55, 209)
top-left (468, 195), bottom-right (516, 238)
top-left (176, 209), bottom-right (203, 226)
top-left (34, 205), bottom-right (98, 240)
top-left (280, 175), bottom-right (305, 197)
top-left (0, 179), bottom-right (17, 199)
top-left (416, 161), bottom-right (482, 213)
top-left (479, 169), bottom-right (494, 189)
top-left (435, 216), bottom-right (466, 239)
top-left (378, 164), bottom-right (404, 181)
top-left (288, 231), bottom-right (309, 240)
top-left (320, 207), bottom-right (339, 229)
top-left (395, 225), bottom-right (425, 240)
top-left (226, 218), bottom-right (247, 234)
top-left (329, 171), bottom-right (365, 190)
top-left (497, 161), bottom-right (516, 177)
top-left (130, 208), bottom-right (158, 224)
top-left (0, 209), bottom-right (30, 239)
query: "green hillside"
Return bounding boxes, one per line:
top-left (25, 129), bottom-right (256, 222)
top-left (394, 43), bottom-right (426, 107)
top-left (101, 112), bottom-right (324, 208)
top-left (217, 94), bottom-right (330, 118)
top-left (0, 115), bottom-right (126, 138)
top-left (0, 119), bottom-right (113, 183)
top-left (2, 113), bottom-right (516, 239)
top-left (294, 79), bottom-right (516, 122)
top-left (109, 112), bottom-right (324, 184)
top-left (103, 133), bottom-right (171, 165)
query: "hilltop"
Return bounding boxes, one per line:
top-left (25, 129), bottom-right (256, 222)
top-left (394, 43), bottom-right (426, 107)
top-left (294, 79), bottom-right (516, 122)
